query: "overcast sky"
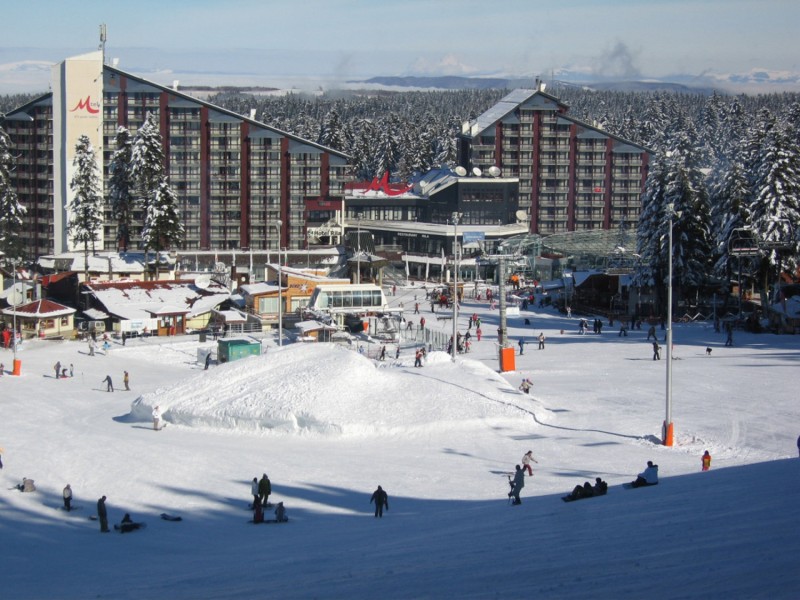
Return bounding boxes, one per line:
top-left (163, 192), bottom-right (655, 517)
top-left (1, 0), bottom-right (799, 92)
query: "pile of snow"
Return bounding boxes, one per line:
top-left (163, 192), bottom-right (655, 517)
top-left (129, 344), bottom-right (530, 435)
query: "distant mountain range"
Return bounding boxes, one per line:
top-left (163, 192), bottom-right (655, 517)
top-left (352, 69), bottom-right (800, 95)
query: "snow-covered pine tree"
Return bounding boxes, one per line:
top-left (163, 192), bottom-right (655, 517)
top-left (107, 127), bottom-right (135, 251)
top-left (68, 134), bottom-right (103, 280)
top-left (0, 124), bottom-right (27, 262)
top-left (635, 153), bottom-right (669, 313)
top-left (141, 180), bottom-right (184, 279)
top-left (130, 112), bottom-right (166, 203)
top-left (747, 120), bottom-right (800, 308)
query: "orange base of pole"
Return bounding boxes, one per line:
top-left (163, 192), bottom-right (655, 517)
top-left (663, 421), bottom-right (674, 446)
top-left (499, 346), bottom-right (516, 372)
top-left (12, 358), bottom-right (22, 376)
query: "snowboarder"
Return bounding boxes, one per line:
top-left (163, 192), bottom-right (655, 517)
top-left (508, 465), bottom-right (525, 505)
top-left (631, 461), bottom-right (659, 487)
top-left (97, 496), bottom-right (110, 532)
top-left (370, 485), bottom-right (389, 518)
top-left (538, 332), bottom-right (546, 350)
top-left (63, 484), bottom-right (73, 511)
top-left (518, 338), bottom-right (525, 355)
top-left (521, 450), bottom-right (537, 476)
top-left (702, 450), bottom-right (712, 471)
top-left (123, 371), bottom-right (130, 391)
top-left (152, 406), bottom-right (162, 431)
top-left (117, 513), bottom-right (144, 533)
top-left (102, 375), bottom-right (113, 392)
top-left (54, 361), bottom-right (61, 379)
top-left (258, 473), bottom-right (271, 507)
top-left (652, 341), bottom-right (661, 361)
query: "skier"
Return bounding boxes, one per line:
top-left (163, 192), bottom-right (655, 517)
top-left (508, 465), bottom-right (525, 505)
top-left (63, 484), bottom-right (73, 511)
top-left (518, 338), bottom-right (525, 355)
top-left (701, 450), bottom-right (712, 471)
top-left (123, 371), bottom-right (130, 391)
top-left (102, 375), bottom-right (113, 392)
top-left (370, 485), bottom-right (389, 518)
top-left (152, 405), bottom-right (162, 431)
top-left (652, 341), bottom-right (661, 360)
top-left (258, 473), bottom-right (272, 507)
top-left (521, 450), bottom-right (537, 475)
top-left (631, 461), bottom-right (659, 487)
top-left (97, 496), bottom-right (110, 533)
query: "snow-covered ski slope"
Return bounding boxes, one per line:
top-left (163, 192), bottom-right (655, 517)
top-left (1, 286), bottom-right (798, 599)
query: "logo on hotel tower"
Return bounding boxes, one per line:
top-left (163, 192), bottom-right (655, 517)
top-left (70, 96), bottom-right (100, 114)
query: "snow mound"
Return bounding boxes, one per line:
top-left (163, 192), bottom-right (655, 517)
top-left (129, 343), bottom-right (528, 436)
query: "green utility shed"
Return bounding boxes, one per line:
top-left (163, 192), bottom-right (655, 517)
top-left (217, 338), bottom-right (262, 363)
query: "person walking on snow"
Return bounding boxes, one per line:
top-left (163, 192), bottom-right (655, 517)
top-left (102, 375), bottom-right (113, 392)
top-left (123, 371), bottom-right (130, 391)
top-left (63, 484), bottom-right (73, 511)
top-left (538, 332), bottom-right (546, 349)
top-left (54, 361), bottom-right (61, 379)
top-left (518, 338), bottom-right (525, 355)
top-left (251, 477), bottom-right (260, 508)
top-left (152, 405), bottom-right (162, 430)
top-left (521, 450), bottom-right (537, 476)
top-left (258, 473), bottom-right (272, 507)
top-left (509, 465), bottom-right (525, 505)
top-left (702, 450), bottom-right (712, 471)
top-left (652, 341), bottom-right (661, 361)
top-left (370, 485), bottom-right (389, 518)
top-left (97, 496), bottom-right (109, 532)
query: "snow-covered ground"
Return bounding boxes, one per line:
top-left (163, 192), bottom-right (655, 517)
top-left (1, 286), bottom-right (799, 599)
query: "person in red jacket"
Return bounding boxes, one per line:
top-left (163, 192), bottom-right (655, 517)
top-left (701, 450), bottom-right (712, 471)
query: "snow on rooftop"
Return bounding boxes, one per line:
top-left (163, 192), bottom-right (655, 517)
top-left (88, 282), bottom-right (230, 320)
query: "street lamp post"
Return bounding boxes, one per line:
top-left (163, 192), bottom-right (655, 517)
top-left (275, 220), bottom-right (283, 347)
top-left (11, 260), bottom-right (20, 375)
top-left (664, 204), bottom-right (679, 446)
top-left (451, 212), bottom-right (462, 362)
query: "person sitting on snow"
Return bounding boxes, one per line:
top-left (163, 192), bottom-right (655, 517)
top-left (631, 461), bottom-right (659, 487)
top-left (275, 502), bottom-right (288, 523)
top-left (593, 477), bottom-right (609, 495)
top-left (568, 481), bottom-right (595, 500)
top-left (17, 477), bottom-right (36, 492)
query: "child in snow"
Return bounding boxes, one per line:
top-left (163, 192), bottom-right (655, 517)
top-left (702, 450), bottom-right (712, 471)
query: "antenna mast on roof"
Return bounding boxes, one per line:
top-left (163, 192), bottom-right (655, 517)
top-left (99, 24), bottom-right (107, 64)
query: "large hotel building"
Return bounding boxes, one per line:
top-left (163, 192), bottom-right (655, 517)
top-left (2, 52), bottom-right (650, 262)
top-left (458, 87), bottom-right (650, 235)
top-left (1, 51), bottom-right (349, 259)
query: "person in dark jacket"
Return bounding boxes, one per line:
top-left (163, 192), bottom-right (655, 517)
top-left (593, 477), bottom-right (608, 495)
top-left (97, 496), bottom-right (110, 532)
top-left (258, 473), bottom-right (272, 507)
top-left (63, 484), bottom-right (73, 511)
top-left (370, 485), bottom-right (389, 517)
top-left (569, 481), bottom-right (595, 500)
top-left (509, 465), bottom-right (525, 505)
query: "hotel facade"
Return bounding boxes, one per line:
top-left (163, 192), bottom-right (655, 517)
top-left (1, 51), bottom-right (350, 260)
top-left (458, 88), bottom-right (651, 235)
